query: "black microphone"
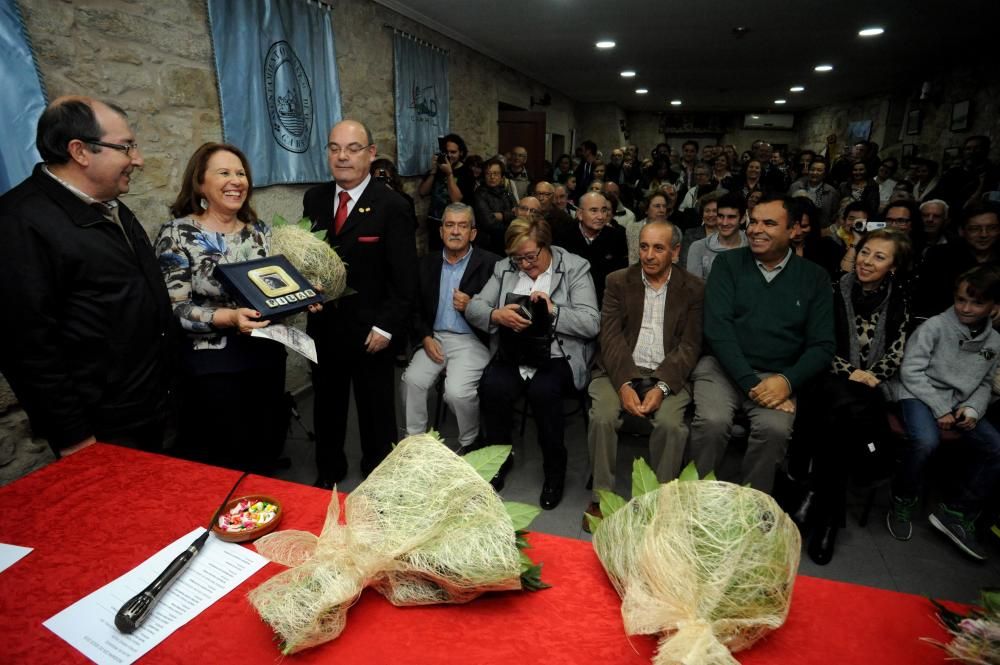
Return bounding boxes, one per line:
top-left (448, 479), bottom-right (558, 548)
top-left (114, 471), bottom-right (247, 634)
top-left (114, 530), bottom-right (210, 633)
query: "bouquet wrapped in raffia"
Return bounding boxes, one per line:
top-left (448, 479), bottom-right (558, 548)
top-left (590, 461), bottom-right (801, 665)
top-left (270, 216), bottom-right (347, 299)
top-left (248, 434), bottom-right (544, 654)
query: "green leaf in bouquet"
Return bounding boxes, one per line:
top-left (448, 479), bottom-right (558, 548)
top-left (704, 470), bottom-right (717, 481)
top-left (272, 214), bottom-right (289, 227)
top-left (584, 511), bottom-right (603, 534)
top-left (463, 444), bottom-right (511, 482)
top-left (980, 587), bottom-right (1000, 616)
top-left (678, 461), bottom-right (701, 482)
top-left (297, 217), bottom-right (313, 232)
top-left (597, 488), bottom-right (626, 519)
top-left (520, 562), bottom-right (551, 591)
top-left (313, 229), bottom-right (328, 242)
top-left (631, 457), bottom-right (659, 498)
top-left (504, 501), bottom-right (541, 531)
top-left (514, 531), bottom-right (529, 550)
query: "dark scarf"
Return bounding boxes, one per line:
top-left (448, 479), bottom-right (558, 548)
top-left (840, 271), bottom-right (892, 370)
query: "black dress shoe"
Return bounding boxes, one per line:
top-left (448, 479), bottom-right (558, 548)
top-left (540, 482), bottom-right (564, 510)
top-left (807, 525), bottom-right (838, 566)
top-left (313, 476), bottom-right (335, 490)
top-left (491, 451), bottom-right (514, 492)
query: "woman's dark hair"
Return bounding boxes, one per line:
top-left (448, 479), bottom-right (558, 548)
top-left (957, 264), bottom-right (1000, 302)
top-left (465, 154), bottom-right (484, 172)
top-left (169, 142), bottom-right (257, 224)
top-left (36, 98), bottom-right (128, 164)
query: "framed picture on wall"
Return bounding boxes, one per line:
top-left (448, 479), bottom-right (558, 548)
top-left (906, 109), bottom-right (921, 135)
top-left (902, 144), bottom-right (917, 167)
top-left (943, 147), bottom-right (962, 170)
top-left (951, 99), bottom-right (971, 132)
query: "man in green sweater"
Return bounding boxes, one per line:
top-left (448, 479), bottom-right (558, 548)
top-left (688, 195), bottom-right (835, 493)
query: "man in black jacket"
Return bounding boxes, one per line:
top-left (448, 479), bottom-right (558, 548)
top-left (554, 191), bottom-right (628, 307)
top-left (304, 119), bottom-right (417, 487)
top-left (401, 203), bottom-right (500, 449)
top-left (0, 96), bottom-right (174, 460)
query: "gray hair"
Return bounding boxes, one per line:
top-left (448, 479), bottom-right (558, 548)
top-left (642, 220), bottom-right (681, 248)
top-left (443, 202), bottom-right (475, 227)
top-left (920, 198), bottom-right (949, 217)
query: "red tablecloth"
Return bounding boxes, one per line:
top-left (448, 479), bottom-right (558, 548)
top-left (0, 444), bottom-right (956, 664)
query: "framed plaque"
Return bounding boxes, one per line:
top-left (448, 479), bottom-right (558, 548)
top-left (214, 255), bottom-right (323, 319)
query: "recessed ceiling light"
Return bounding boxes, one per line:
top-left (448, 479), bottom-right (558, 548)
top-left (789, 85), bottom-right (805, 92)
top-left (751, 115), bottom-right (760, 119)
top-left (595, 40), bottom-right (616, 49)
top-left (774, 99), bottom-right (787, 105)
top-left (620, 70), bottom-right (636, 78)
top-left (635, 88), bottom-right (648, 94)
top-left (669, 100), bottom-right (682, 106)
top-left (814, 64), bottom-right (834, 72)
top-left (858, 27), bottom-right (884, 37)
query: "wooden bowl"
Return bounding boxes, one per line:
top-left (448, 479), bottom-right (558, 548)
top-left (211, 495), bottom-right (283, 543)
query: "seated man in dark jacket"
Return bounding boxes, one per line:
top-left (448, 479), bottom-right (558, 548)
top-left (401, 203), bottom-right (500, 450)
top-left (554, 191), bottom-right (628, 307)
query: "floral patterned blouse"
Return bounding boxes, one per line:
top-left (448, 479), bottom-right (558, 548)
top-left (154, 217), bottom-right (270, 350)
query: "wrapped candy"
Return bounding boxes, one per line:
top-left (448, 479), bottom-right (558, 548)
top-left (248, 434), bottom-right (542, 654)
top-left (590, 461), bottom-right (801, 665)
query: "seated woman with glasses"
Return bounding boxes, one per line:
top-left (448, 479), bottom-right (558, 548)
top-left (466, 217), bottom-right (600, 510)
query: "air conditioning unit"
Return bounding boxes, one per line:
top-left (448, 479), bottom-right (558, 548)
top-left (743, 113), bottom-right (795, 129)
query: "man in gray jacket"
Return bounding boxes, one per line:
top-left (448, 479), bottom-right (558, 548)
top-left (466, 217), bottom-right (600, 509)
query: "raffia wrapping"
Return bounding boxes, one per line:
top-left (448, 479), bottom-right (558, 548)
top-left (269, 224), bottom-right (347, 299)
top-left (591, 480), bottom-right (801, 665)
top-left (247, 434), bottom-right (522, 654)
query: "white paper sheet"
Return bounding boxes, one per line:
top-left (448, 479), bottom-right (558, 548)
top-left (44, 527), bottom-right (268, 665)
top-left (252, 323), bottom-right (318, 363)
top-left (0, 542), bottom-right (32, 573)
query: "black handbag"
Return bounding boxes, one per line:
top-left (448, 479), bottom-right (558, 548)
top-left (497, 293), bottom-right (553, 368)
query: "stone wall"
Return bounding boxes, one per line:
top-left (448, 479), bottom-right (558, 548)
top-left (4, 0), bottom-right (577, 464)
top-left (795, 63), bottom-right (1000, 165)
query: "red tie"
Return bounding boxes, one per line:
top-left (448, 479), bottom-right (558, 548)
top-left (334, 191), bottom-right (350, 235)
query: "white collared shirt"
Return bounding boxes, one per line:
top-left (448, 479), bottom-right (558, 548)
top-left (755, 248), bottom-right (793, 282)
top-left (633, 268), bottom-right (671, 370)
top-left (334, 173), bottom-right (372, 217)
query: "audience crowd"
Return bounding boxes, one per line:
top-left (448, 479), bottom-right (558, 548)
top-left (3, 96), bottom-right (1000, 573)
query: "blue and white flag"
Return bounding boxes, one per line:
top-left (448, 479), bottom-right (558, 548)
top-left (393, 33), bottom-right (449, 177)
top-left (0, 0), bottom-right (46, 195)
top-left (207, 0), bottom-right (342, 187)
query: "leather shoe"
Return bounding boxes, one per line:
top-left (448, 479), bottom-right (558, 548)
top-left (491, 451), bottom-right (514, 492)
top-left (540, 482), bottom-right (564, 510)
top-left (807, 525), bottom-right (838, 566)
top-left (582, 502), bottom-right (602, 533)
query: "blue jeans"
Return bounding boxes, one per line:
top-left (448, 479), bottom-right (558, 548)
top-left (893, 399), bottom-right (1000, 512)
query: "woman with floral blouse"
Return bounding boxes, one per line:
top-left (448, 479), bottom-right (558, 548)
top-left (155, 143), bottom-right (296, 472)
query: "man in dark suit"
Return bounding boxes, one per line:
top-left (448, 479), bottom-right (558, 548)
top-left (554, 191), bottom-right (628, 307)
top-left (401, 202), bottom-right (500, 449)
top-left (584, 221), bottom-right (704, 529)
top-left (304, 119), bottom-right (417, 487)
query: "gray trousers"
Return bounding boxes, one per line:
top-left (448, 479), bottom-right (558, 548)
top-left (401, 331), bottom-right (491, 447)
top-left (587, 373), bottom-right (691, 501)
top-left (687, 355), bottom-right (794, 494)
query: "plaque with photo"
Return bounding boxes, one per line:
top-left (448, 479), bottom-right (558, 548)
top-left (214, 255), bottom-right (323, 319)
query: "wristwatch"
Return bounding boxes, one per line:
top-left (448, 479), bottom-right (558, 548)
top-left (656, 381), bottom-right (669, 396)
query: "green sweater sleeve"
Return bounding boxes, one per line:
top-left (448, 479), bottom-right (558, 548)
top-left (782, 266), bottom-right (836, 391)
